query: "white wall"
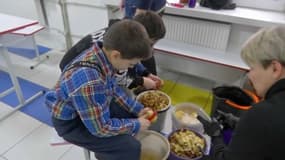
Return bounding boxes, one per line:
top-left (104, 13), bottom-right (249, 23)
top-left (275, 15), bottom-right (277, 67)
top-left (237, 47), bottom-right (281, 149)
top-left (227, 24), bottom-right (259, 55)
top-left (0, 0), bottom-right (39, 20)
top-left (167, 0), bottom-right (285, 11)
top-left (234, 0), bottom-right (285, 11)
top-left (1, 0), bottom-right (111, 45)
top-left (41, 0), bottom-right (109, 44)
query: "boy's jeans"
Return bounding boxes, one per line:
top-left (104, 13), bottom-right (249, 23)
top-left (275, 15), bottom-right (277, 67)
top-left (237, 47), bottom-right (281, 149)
top-left (124, 0), bottom-right (137, 18)
top-left (52, 99), bottom-right (140, 160)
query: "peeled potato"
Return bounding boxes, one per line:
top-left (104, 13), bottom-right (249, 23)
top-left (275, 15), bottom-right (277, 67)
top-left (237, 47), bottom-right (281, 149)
top-left (181, 114), bottom-right (200, 125)
top-left (175, 110), bottom-right (185, 119)
top-left (175, 110), bottom-right (200, 125)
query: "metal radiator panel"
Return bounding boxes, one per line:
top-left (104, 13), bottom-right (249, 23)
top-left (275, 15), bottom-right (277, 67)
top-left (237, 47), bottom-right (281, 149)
top-left (163, 15), bottom-right (231, 51)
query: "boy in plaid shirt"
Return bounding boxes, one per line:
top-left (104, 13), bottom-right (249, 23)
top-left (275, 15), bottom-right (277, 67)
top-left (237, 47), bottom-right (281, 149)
top-left (59, 11), bottom-right (166, 94)
top-left (45, 20), bottom-right (152, 160)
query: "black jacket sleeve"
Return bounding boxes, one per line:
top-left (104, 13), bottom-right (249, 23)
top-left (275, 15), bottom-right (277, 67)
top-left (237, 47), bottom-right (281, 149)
top-left (128, 76), bottom-right (144, 89)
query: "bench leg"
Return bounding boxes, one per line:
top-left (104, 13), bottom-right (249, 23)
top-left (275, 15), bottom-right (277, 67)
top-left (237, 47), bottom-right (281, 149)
top-left (83, 148), bottom-right (91, 160)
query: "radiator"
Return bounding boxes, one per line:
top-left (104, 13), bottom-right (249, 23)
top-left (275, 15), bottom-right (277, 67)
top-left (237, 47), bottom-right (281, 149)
top-left (163, 15), bottom-right (231, 51)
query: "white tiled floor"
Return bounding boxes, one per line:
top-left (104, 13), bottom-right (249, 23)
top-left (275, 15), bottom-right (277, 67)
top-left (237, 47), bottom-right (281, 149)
top-left (0, 29), bottom-right (215, 160)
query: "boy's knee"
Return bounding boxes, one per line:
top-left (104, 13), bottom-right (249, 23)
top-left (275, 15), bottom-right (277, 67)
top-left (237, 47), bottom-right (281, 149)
top-left (121, 139), bottom-right (141, 159)
top-left (128, 138), bottom-right (141, 152)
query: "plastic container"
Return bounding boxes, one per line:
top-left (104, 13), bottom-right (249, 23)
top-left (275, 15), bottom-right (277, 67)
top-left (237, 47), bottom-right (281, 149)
top-left (172, 102), bottom-right (211, 134)
top-left (136, 130), bottom-right (170, 160)
top-left (188, 0), bottom-right (196, 8)
top-left (137, 90), bottom-right (171, 132)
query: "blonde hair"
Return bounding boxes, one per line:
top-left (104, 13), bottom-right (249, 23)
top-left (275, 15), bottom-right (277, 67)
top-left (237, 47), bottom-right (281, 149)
top-left (241, 26), bottom-right (285, 68)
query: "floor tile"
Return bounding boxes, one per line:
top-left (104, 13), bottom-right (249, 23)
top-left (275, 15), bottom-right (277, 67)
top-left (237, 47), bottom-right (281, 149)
top-left (158, 67), bottom-right (181, 82)
top-left (35, 29), bottom-right (67, 52)
top-left (30, 66), bottom-right (61, 89)
top-left (3, 124), bottom-right (71, 160)
top-left (59, 145), bottom-right (97, 160)
top-left (0, 156), bottom-right (7, 160)
top-left (8, 53), bottom-right (43, 80)
top-left (7, 50), bottom-right (63, 89)
top-left (0, 102), bottom-right (42, 155)
top-left (177, 73), bottom-right (215, 91)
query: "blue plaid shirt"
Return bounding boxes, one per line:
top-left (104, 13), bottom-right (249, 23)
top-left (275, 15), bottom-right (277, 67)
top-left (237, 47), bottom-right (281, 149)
top-left (45, 41), bottom-right (143, 137)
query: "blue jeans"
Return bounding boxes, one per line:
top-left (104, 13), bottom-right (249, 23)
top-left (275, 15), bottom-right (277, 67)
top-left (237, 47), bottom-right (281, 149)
top-left (124, 0), bottom-right (137, 19)
top-left (52, 99), bottom-right (140, 160)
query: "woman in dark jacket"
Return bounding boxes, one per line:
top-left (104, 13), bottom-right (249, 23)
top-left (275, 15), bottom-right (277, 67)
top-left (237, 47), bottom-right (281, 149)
top-left (201, 26), bottom-right (285, 160)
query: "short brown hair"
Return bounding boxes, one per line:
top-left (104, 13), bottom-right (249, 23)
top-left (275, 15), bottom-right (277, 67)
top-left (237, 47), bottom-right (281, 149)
top-left (133, 11), bottom-right (166, 42)
top-left (103, 20), bottom-right (152, 60)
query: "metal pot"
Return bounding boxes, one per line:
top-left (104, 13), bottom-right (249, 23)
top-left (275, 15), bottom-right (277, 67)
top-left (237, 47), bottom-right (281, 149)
top-left (136, 130), bottom-right (170, 160)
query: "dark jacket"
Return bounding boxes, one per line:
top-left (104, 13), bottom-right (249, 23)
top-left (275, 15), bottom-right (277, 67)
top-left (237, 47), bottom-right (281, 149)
top-left (209, 78), bottom-right (285, 160)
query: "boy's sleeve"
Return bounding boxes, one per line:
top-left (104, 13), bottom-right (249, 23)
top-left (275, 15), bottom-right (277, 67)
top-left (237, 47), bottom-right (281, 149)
top-left (112, 79), bottom-right (144, 115)
top-left (69, 69), bottom-right (141, 137)
top-left (135, 63), bottom-right (150, 76)
top-left (128, 76), bottom-right (144, 89)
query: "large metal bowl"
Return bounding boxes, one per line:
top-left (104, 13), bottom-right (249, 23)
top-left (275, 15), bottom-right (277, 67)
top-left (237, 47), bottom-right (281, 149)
top-left (137, 90), bottom-right (172, 132)
top-left (136, 130), bottom-right (170, 160)
top-left (168, 128), bottom-right (207, 160)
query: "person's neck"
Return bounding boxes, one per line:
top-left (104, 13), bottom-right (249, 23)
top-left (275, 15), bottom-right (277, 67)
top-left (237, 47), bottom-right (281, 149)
top-left (102, 47), bottom-right (118, 72)
top-left (102, 47), bottom-right (112, 62)
top-left (280, 67), bottom-right (285, 79)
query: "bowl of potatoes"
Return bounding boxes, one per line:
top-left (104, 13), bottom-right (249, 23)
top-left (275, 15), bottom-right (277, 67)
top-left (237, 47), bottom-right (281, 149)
top-left (137, 90), bottom-right (171, 132)
top-left (168, 128), bottom-right (206, 160)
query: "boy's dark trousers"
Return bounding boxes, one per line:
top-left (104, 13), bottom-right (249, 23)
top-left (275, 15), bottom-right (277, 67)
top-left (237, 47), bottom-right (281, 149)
top-left (52, 99), bottom-right (140, 160)
top-left (141, 55), bottom-right (157, 75)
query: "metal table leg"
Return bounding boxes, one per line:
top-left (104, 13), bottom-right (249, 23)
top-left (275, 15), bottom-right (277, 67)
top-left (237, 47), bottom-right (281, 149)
top-left (30, 35), bottom-right (49, 70)
top-left (0, 44), bottom-right (44, 122)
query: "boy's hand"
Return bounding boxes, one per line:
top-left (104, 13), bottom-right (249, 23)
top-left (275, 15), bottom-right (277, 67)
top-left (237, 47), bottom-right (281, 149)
top-left (139, 107), bottom-right (157, 123)
top-left (138, 107), bottom-right (151, 117)
top-left (138, 117), bottom-right (150, 131)
top-left (143, 77), bottom-right (156, 89)
top-left (147, 74), bottom-right (164, 89)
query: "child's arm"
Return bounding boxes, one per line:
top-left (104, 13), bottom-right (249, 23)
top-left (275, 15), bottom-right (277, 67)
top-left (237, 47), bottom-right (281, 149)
top-left (113, 82), bottom-right (144, 115)
top-left (128, 74), bottom-right (164, 90)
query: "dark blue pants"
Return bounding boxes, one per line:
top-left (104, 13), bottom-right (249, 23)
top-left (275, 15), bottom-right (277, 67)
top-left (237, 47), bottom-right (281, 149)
top-left (124, 0), bottom-right (137, 19)
top-left (52, 99), bottom-right (140, 160)
top-left (141, 56), bottom-right (157, 75)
